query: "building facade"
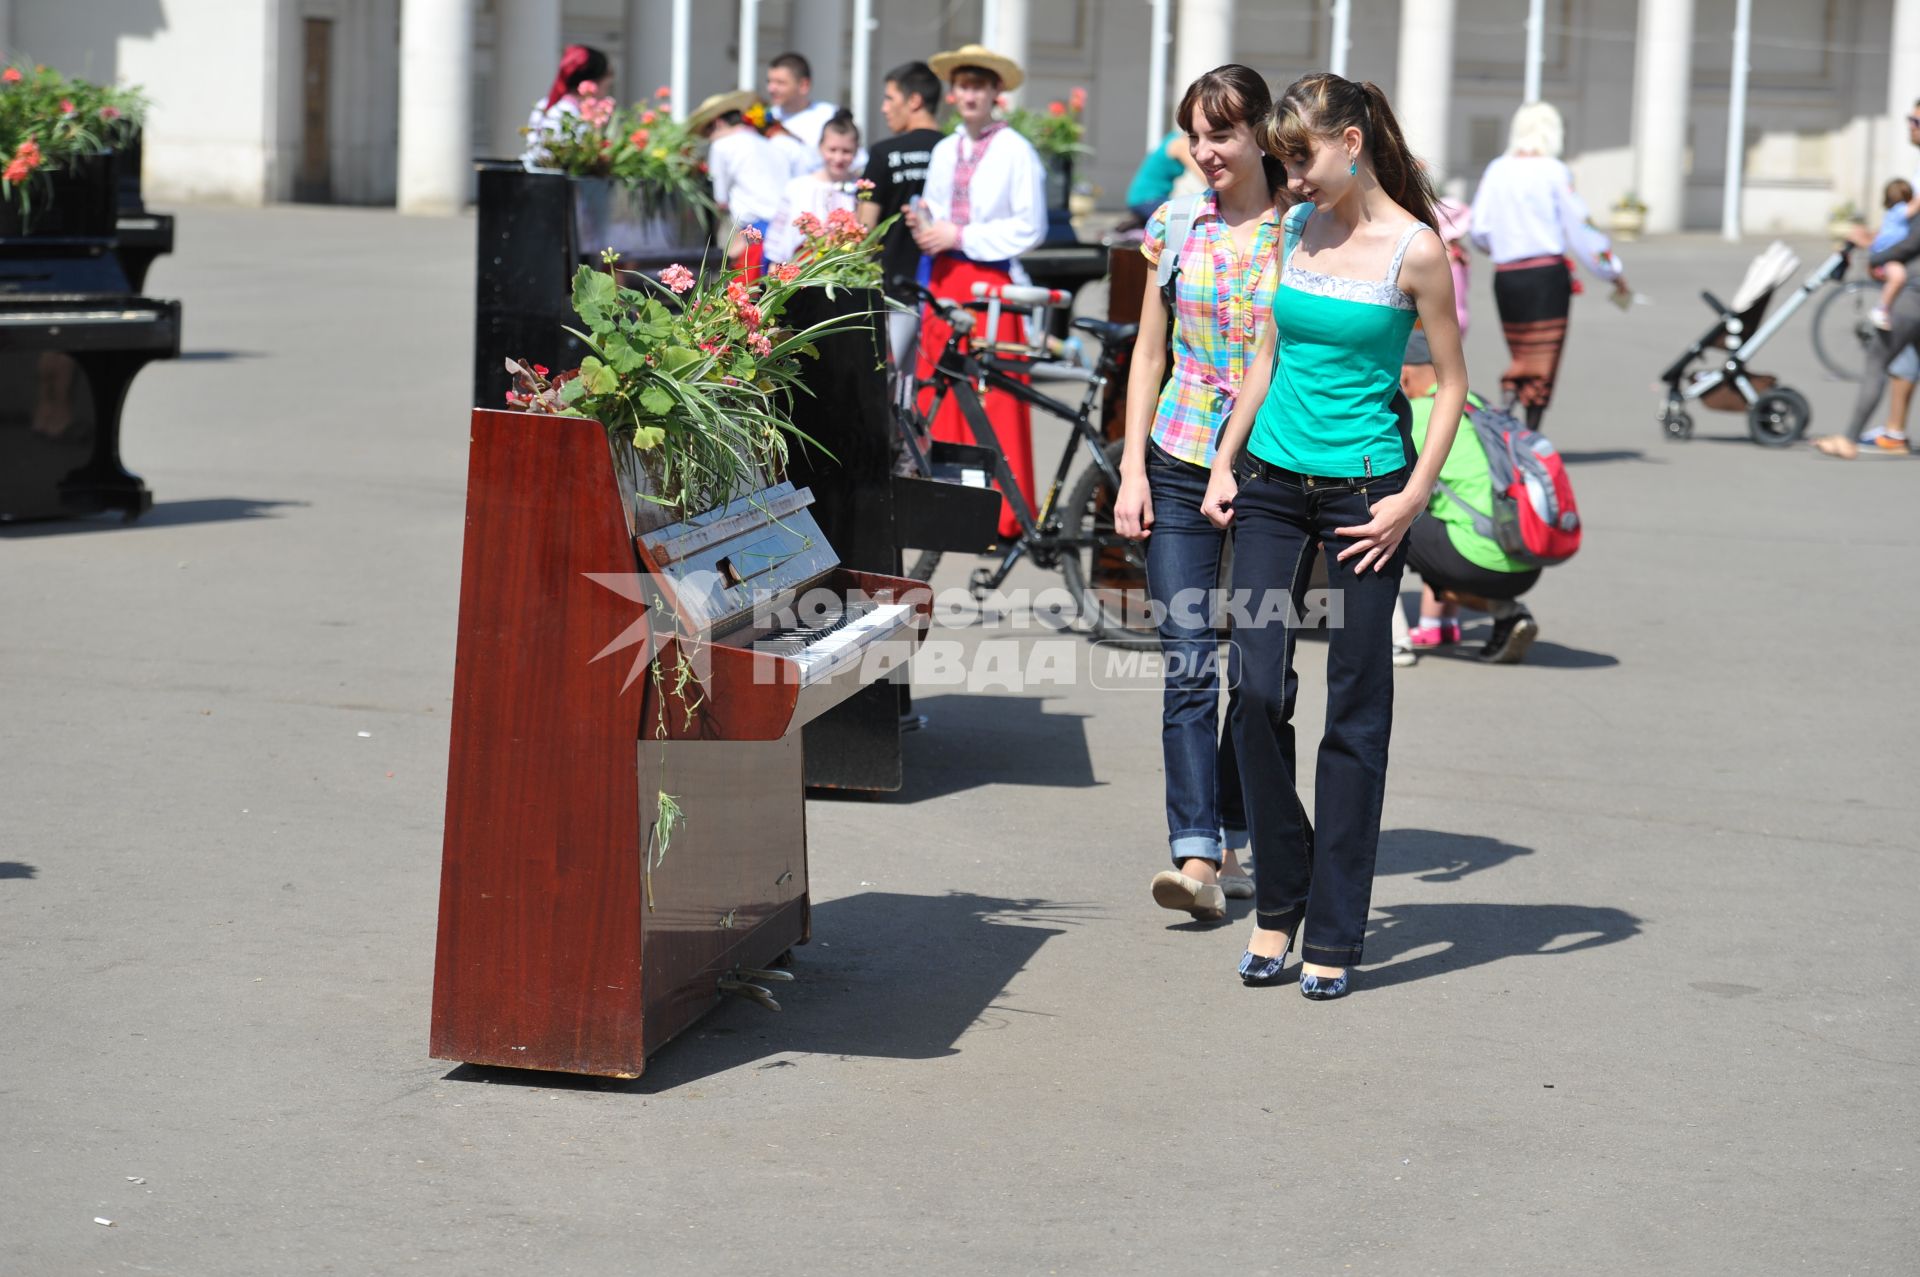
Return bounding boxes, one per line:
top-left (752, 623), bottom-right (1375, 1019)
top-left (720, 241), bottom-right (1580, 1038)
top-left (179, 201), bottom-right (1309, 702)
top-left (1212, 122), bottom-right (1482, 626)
top-left (3, 0), bottom-right (1918, 235)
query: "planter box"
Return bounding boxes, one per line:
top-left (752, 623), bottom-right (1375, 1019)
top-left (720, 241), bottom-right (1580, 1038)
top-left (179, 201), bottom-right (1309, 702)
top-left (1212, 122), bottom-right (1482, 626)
top-left (1610, 207), bottom-right (1646, 240)
top-left (0, 152), bottom-right (117, 240)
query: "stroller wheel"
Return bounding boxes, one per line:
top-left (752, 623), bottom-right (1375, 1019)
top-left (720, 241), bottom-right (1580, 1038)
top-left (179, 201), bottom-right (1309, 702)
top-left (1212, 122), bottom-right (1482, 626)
top-left (1748, 387), bottom-right (1811, 448)
top-left (1661, 408), bottom-right (1694, 441)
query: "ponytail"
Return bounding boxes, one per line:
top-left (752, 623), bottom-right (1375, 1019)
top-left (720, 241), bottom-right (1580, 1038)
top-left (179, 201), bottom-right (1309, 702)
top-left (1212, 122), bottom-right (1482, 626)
top-left (1358, 81), bottom-right (1437, 231)
top-left (1272, 73), bottom-right (1438, 229)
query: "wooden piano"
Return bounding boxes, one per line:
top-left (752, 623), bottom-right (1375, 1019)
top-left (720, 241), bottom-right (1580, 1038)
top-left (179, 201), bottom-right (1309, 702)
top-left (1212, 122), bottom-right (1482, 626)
top-left (431, 408), bottom-right (931, 1078)
top-left (0, 160), bottom-right (181, 523)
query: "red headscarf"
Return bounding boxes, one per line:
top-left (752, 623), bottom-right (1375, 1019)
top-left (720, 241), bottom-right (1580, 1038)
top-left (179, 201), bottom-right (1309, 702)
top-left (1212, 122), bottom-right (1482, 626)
top-left (545, 45), bottom-right (593, 110)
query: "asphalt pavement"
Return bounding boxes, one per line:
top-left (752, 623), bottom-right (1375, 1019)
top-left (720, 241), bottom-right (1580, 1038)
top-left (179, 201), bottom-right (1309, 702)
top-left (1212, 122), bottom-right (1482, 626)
top-left (1, 206), bottom-right (1914, 1275)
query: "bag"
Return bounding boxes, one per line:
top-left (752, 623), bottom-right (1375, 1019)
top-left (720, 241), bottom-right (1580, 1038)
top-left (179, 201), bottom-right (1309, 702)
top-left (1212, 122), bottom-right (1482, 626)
top-left (1435, 402), bottom-right (1582, 567)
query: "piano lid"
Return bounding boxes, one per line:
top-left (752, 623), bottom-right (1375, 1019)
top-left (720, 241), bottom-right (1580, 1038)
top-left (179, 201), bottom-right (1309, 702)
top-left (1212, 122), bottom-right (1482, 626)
top-left (635, 481), bottom-right (840, 634)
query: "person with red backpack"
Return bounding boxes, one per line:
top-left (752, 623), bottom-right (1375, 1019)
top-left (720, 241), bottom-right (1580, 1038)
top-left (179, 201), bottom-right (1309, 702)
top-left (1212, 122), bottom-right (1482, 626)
top-left (1398, 329), bottom-right (1582, 664)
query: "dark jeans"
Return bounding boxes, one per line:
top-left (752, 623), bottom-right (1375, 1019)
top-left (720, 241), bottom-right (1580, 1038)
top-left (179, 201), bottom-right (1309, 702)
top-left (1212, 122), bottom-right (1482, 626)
top-left (1144, 443), bottom-right (1247, 866)
top-left (1228, 456), bottom-right (1410, 967)
top-left (1844, 285), bottom-right (1920, 440)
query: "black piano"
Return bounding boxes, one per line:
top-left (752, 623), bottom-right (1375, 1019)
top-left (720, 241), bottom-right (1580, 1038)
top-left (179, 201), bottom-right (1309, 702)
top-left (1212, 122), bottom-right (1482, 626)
top-left (0, 155), bottom-right (181, 523)
top-left (113, 133), bottom-right (176, 294)
top-left (472, 161), bottom-right (719, 411)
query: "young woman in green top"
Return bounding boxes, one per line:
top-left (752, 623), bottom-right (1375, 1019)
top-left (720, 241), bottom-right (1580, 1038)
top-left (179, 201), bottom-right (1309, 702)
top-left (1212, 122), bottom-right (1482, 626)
top-left (1199, 73), bottom-right (1469, 1000)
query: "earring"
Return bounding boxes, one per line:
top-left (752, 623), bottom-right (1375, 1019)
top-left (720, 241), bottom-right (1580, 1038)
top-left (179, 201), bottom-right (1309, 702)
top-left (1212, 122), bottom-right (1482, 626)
top-left (1349, 157), bottom-right (1357, 176)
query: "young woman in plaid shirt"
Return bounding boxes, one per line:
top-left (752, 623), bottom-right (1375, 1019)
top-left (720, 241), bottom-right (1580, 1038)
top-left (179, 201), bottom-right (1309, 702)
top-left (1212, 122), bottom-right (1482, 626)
top-left (1115, 65), bottom-right (1289, 924)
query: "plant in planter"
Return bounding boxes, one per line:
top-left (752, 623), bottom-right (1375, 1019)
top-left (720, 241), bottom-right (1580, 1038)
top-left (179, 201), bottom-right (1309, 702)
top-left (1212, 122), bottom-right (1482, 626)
top-left (528, 84), bottom-right (714, 259)
top-left (1827, 199), bottom-right (1865, 242)
top-left (1610, 191), bottom-right (1648, 239)
top-left (0, 58), bottom-right (147, 229)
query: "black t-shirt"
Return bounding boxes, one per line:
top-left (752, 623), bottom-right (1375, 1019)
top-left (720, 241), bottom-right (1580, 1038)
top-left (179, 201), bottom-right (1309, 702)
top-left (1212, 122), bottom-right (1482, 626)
top-left (865, 128), bottom-right (942, 301)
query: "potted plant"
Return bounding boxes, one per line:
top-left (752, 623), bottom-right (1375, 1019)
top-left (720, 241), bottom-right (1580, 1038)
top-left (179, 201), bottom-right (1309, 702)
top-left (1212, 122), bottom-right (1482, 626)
top-left (529, 84), bottom-right (713, 261)
top-left (1, 58), bottom-right (146, 236)
top-left (502, 215), bottom-right (889, 525)
top-left (1827, 199), bottom-right (1864, 243)
top-left (1610, 191), bottom-right (1648, 240)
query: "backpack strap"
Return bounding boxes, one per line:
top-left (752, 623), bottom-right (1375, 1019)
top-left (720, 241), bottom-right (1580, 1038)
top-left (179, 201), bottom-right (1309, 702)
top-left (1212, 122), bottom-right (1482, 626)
top-left (1433, 478), bottom-right (1499, 543)
top-left (1154, 192), bottom-right (1208, 291)
top-left (1281, 202), bottom-right (1312, 265)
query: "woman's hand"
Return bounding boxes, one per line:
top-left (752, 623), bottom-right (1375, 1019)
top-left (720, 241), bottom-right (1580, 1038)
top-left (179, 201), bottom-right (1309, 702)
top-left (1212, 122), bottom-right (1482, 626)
top-left (1113, 468), bottom-right (1154, 540)
top-left (1334, 489), bottom-right (1424, 573)
top-left (1200, 468), bottom-right (1238, 529)
top-left (1848, 224), bottom-right (1876, 249)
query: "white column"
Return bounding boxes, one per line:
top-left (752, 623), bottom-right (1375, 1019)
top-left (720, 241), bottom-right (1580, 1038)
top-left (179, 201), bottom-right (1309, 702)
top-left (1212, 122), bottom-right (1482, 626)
top-left (1173, 0), bottom-right (1233, 107)
top-left (790, 0), bottom-right (846, 107)
top-left (491, 0), bottom-right (562, 160)
top-left (1630, 0), bottom-right (1693, 235)
top-left (671, 0), bottom-right (690, 118)
top-left (1329, 0), bottom-right (1351, 79)
top-left (981, 0), bottom-right (1029, 106)
top-left (624, 0), bottom-right (674, 104)
top-left (1884, 0), bottom-right (1920, 183)
top-left (398, 0), bottom-right (474, 215)
top-left (1721, 0), bottom-right (1751, 241)
top-left (1395, 0), bottom-right (1455, 183)
top-left (0, 1), bottom-right (12, 49)
top-left (1523, 0), bottom-right (1545, 103)
top-left (739, 0), bottom-right (762, 92)
top-left (848, 0), bottom-right (875, 133)
top-left (1146, 0), bottom-right (1172, 151)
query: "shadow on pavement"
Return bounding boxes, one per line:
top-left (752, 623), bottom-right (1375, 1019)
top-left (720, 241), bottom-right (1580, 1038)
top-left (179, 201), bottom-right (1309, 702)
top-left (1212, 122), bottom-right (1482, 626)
top-left (175, 350), bottom-right (263, 362)
top-left (1558, 448), bottom-right (1654, 465)
top-left (0, 497), bottom-right (304, 537)
top-left (1377, 828), bottom-right (1534, 882)
top-left (1438, 629), bottom-right (1620, 670)
top-left (890, 694), bottom-right (1098, 800)
top-left (0, 861), bottom-right (38, 880)
top-left (1360, 900), bottom-right (1643, 991)
top-left (444, 892), bottom-right (1085, 1092)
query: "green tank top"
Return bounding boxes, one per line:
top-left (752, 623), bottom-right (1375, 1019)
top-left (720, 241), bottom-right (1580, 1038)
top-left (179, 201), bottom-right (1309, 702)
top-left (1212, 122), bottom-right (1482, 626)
top-left (1248, 206), bottom-right (1428, 477)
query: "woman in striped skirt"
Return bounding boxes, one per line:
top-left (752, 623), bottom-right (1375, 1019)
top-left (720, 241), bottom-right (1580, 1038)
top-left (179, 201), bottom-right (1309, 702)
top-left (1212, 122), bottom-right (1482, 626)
top-left (1468, 102), bottom-right (1630, 428)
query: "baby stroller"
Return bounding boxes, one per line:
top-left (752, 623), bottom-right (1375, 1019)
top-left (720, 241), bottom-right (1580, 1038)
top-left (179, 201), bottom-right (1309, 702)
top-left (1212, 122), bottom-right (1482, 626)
top-left (1657, 239), bottom-right (1851, 447)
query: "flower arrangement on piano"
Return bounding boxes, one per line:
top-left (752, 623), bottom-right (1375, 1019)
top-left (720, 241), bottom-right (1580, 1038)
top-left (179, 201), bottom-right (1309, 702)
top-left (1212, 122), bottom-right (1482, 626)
top-left (788, 199), bottom-right (889, 290)
top-left (504, 243), bottom-right (883, 517)
top-left (529, 83), bottom-right (713, 216)
top-left (0, 58), bottom-right (147, 224)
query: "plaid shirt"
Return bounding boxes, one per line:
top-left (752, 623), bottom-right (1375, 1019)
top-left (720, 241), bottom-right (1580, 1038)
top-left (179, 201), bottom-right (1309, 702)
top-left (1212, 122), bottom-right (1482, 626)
top-left (1140, 193), bottom-right (1282, 466)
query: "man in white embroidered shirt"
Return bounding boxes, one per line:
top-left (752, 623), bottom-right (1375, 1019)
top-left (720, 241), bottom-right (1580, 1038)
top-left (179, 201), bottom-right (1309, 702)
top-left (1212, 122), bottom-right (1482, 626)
top-left (905, 43), bottom-right (1048, 540)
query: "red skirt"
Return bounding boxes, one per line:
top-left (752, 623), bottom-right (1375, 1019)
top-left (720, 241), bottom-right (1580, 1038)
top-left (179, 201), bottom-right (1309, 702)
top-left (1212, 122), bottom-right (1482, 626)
top-left (916, 255), bottom-right (1036, 539)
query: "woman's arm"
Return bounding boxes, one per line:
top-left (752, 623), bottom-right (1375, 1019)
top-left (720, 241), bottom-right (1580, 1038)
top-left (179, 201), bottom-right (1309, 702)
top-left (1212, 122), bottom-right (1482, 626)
top-left (1199, 323), bottom-right (1277, 528)
top-left (1114, 274), bottom-right (1170, 539)
top-left (1868, 216), bottom-right (1920, 268)
top-left (1334, 231), bottom-right (1464, 571)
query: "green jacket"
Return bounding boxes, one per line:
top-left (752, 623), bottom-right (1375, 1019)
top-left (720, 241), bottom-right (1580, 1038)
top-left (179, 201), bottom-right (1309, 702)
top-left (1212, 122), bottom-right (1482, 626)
top-left (1408, 388), bottom-right (1533, 575)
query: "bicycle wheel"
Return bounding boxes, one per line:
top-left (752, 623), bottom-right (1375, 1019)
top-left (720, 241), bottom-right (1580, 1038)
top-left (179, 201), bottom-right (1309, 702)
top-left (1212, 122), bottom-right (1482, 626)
top-left (1058, 439), bottom-right (1160, 649)
top-left (1812, 279), bottom-right (1879, 382)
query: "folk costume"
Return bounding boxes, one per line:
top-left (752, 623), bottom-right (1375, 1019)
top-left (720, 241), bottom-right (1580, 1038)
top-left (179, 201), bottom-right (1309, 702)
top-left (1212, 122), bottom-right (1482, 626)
top-left (915, 47), bottom-right (1049, 539)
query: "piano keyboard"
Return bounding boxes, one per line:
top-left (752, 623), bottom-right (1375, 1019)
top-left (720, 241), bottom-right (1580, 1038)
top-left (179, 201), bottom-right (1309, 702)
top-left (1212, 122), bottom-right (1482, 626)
top-left (751, 601), bottom-right (915, 684)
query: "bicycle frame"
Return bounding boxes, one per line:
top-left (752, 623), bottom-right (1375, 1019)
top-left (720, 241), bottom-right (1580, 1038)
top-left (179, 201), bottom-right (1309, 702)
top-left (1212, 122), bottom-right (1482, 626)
top-left (908, 323), bottom-right (1132, 591)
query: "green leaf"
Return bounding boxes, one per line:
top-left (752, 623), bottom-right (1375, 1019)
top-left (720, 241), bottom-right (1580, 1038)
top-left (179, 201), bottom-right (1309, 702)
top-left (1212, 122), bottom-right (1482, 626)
top-left (658, 346), bottom-right (703, 375)
top-left (639, 384), bottom-right (675, 416)
top-left (558, 378), bottom-right (587, 405)
top-left (579, 356), bottom-right (619, 395)
top-left (572, 268), bottom-right (621, 331)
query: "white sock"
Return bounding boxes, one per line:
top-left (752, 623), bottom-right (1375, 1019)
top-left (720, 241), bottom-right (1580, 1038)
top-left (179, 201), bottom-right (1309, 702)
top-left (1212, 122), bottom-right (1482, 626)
top-left (1415, 616), bottom-right (1445, 630)
top-left (1885, 430), bottom-right (1909, 440)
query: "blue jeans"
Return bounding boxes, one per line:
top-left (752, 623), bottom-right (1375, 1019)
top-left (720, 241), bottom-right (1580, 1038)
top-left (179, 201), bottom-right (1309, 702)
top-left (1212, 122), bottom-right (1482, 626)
top-left (1228, 454), bottom-right (1409, 967)
top-left (1144, 442), bottom-right (1247, 866)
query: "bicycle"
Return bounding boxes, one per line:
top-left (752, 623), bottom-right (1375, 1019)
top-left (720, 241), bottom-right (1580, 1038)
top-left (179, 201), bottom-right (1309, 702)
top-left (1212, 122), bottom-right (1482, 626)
top-left (1810, 250), bottom-right (1881, 382)
top-left (891, 281), bottom-right (1158, 648)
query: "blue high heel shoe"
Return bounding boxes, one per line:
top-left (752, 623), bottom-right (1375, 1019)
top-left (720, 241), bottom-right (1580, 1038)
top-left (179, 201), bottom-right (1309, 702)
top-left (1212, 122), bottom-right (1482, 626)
top-left (1237, 931), bottom-right (1295, 987)
top-left (1298, 967), bottom-right (1351, 1000)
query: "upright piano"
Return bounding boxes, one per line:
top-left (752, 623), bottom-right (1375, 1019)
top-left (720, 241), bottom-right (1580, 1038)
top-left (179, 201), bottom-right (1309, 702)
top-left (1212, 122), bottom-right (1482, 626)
top-left (0, 171), bottom-right (181, 522)
top-left (431, 408), bottom-right (931, 1077)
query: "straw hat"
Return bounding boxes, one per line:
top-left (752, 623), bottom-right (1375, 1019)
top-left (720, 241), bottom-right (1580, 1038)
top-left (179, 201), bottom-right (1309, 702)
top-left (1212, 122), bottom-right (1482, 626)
top-left (686, 88), bottom-right (759, 133)
top-left (928, 43), bottom-right (1025, 92)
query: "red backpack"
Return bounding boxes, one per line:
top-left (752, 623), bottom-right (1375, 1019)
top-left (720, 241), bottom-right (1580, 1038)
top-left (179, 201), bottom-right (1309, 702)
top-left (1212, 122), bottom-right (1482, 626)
top-left (1435, 403), bottom-right (1582, 567)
